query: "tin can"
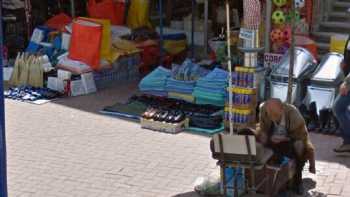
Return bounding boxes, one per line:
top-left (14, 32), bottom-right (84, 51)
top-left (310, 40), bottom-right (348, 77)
top-left (232, 72), bottom-right (237, 86)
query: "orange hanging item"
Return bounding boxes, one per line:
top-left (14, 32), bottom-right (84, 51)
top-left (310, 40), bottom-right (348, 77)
top-left (69, 19), bottom-right (103, 70)
top-left (45, 13), bottom-right (72, 31)
top-left (87, 0), bottom-right (125, 25)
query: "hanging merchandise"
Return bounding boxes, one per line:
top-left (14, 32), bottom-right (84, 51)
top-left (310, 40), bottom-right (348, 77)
top-left (273, 0), bottom-right (287, 7)
top-left (127, 0), bottom-right (152, 29)
top-left (9, 53), bottom-right (44, 87)
top-left (272, 10), bottom-right (286, 25)
top-left (45, 13), bottom-right (72, 31)
top-left (87, 0), bottom-right (126, 25)
top-left (79, 17), bottom-right (113, 62)
top-left (243, 0), bottom-right (261, 30)
top-left (269, 0), bottom-right (312, 54)
top-left (286, 10), bottom-right (301, 23)
top-left (68, 19), bottom-right (102, 70)
top-left (270, 28), bottom-right (284, 43)
top-left (295, 0), bottom-right (306, 9)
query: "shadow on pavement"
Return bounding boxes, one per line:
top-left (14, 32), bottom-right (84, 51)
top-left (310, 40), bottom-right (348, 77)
top-left (309, 132), bottom-right (350, 169)
top-left (51, 82), bottom-right (139, 115)
top-left (172, 191), bottom-right (218, 197)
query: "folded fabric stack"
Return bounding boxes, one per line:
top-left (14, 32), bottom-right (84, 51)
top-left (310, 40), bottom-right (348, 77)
top-left (139, 66), bottom-right (171, 96)
top-left (166, 78), bottom-right (196, 94)
top-left (165, 59), bottom-right (209, 102)
top-left (193, 68), bottom-right (228, 106)
top-left (168, 92), bottom-right (195, 103)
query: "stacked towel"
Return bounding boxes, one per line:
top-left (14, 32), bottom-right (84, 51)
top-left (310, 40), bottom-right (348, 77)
top-left (193, 68), bottom-right (228, 106)
top-left (166, 78), bottom-right (196, 94)
top-left (165, 59), bottom-right (209, 96)
top-left (139, 66), bottom-right (171, 96)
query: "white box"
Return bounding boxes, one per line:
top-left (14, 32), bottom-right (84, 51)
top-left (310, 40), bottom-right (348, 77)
top-left (57, 69), bottom-right (72, 81)
top-left (70, 79), bottom-right (85, 97)
top-left (81, 72), bottom-right (97, 94)
top-left (47, 77), bottom-right (65, 92)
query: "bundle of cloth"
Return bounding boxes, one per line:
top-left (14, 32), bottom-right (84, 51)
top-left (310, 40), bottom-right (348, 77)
top-left (193, 68), bottom-right (228, 106)
top-left (138, 66), bottom-right (171, 97)
top-left (166, 59), bottom-right (209, 102)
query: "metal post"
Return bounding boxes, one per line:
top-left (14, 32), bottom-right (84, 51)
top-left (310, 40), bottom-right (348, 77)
top-left (204, 0), bottom-right (209, 57)
top-left (70, 0), bottom-right (76, 18)
top-left (225, 0), bottom-right (234, 135)
top-left (265, 0), bottom-right (272, 53)
top-left (287, 0), bottom-right (296, 104)
top-left (159, 0), bottom-right (164, 63)
top-left (0, 0), bottom-right (8, 196)
top-left (191, 0), bottom-right (196, 58)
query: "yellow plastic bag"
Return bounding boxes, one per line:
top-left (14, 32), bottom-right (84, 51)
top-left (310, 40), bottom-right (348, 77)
top-left (79, 17), bottom-right (113, 62)
top-left (163, 40), bottom-right (187, 55)
top-left (127, 0), bottom-right (152, 29)
top-left (330, 35), bottom-right (349, 54)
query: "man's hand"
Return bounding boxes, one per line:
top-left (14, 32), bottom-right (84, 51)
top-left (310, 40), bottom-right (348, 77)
top-left (258, 133), bottom-right (268, 144)
top-left (340, 82), bottom-right (350, 96)
top-left (271, 135), bottom-right (290, 144)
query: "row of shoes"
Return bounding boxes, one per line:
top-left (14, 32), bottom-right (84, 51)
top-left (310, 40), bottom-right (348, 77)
top-left (142, 108), bottom-right (186, 123)
top-left (131, 95), bottom-right (221, 115)
top-left (5, 86), bottom-right (61, 101)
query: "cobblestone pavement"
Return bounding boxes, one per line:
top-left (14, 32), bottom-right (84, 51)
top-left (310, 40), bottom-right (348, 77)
top-left (5, 84), bottom-right (350, 197)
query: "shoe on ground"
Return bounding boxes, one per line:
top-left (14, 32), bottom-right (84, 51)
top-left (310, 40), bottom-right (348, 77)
top-left (334, 144), bottom-right (350, 153)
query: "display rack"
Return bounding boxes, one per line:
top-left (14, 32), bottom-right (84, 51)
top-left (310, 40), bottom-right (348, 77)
top-left (225, 29), bottom-right (262, 132)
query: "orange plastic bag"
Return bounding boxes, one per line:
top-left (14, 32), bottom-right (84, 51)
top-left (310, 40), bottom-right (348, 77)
top-left (87, 0), bottom-right (125, 25)
top-left (69, 19), bottom-right (102, 70)
top-left (45, 13), bottom-right (72, 31)
top-left (79, 17), bottom-right (112, 61)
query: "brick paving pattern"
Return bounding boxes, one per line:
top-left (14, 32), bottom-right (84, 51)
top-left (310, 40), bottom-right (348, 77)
top-left (5, 84), bottom-right (350, 197)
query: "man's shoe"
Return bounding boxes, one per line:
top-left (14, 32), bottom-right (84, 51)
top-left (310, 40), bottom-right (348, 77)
top-left (334, 144), bottom-right (350, 153)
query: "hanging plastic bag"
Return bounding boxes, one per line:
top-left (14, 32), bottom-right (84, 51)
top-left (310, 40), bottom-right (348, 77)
top-left (79, 17), bottom-right (113, 62)
top-left (127, 0), bottom-right (152, 29)
top-left (69, 19), bottom-right (103, 70)
top-left (28, 57), bottom-right (44, 88)
top-left (9, 53), bottom-right (22, 86)
top-left (18, 54), bottom-right (32, 86)
top-left (45, 13), bottom-right (72, 31)
top-left (330, 35), bottom-right (349, 54)
top-left (87, 0), bottom-right (125, 25)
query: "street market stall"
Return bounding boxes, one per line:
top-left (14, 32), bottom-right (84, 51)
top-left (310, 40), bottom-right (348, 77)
top-left (1, 0), bottom-right (348, 196)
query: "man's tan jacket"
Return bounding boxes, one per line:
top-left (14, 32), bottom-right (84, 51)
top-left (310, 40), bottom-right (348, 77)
top-left (257, 102), bottom-right (315, 162)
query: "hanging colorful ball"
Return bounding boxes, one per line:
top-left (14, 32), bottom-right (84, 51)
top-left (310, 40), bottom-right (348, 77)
top-left (270, 28), bottom-right (284, 43)
top-left (273, 0), bottom-right (287, 7)
top-left (286, 10), bottom-right (301, 22)
top-left (272, 10), bottom-right (286, 25)
top-left (282, 26), bottom-right (292, 42)
top-left (295, 0), bottom-right (305, 9)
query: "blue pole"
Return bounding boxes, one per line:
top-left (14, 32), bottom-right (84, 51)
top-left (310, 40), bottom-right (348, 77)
top-left (159, 0), bottom-right (164, 64)
top-left (191, 0), bottom-right (195, 58)
top-left (0, 0), bottom-right (8, 196)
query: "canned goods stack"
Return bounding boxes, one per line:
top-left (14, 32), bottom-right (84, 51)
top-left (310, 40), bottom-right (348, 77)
top-left (232, 67), bottom-right (257, 88)
top-left (225, 66), bottom-right (258, 128)
top-left (224, 108), bottom-right (253, 125)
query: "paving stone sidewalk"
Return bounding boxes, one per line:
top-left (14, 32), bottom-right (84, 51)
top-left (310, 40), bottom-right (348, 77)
top-left (5, 84), bottom-right (350, 197)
